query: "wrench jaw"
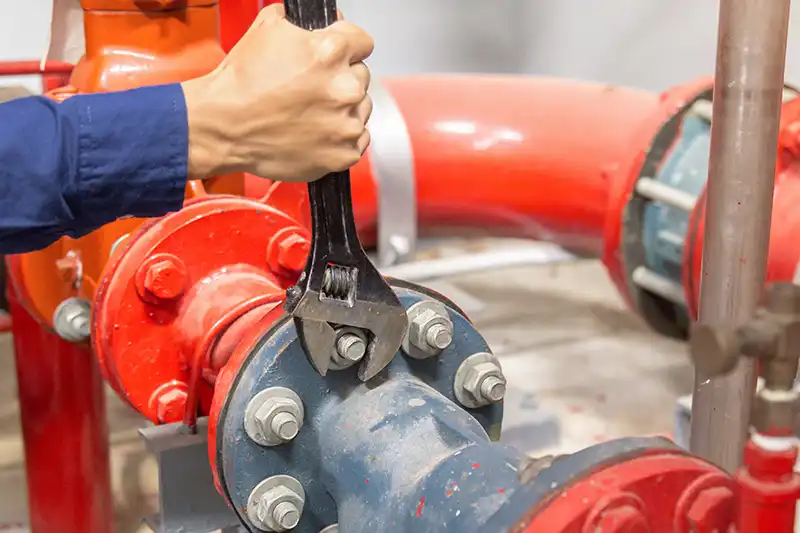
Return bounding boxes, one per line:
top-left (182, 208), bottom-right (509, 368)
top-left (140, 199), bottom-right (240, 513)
top-left (293, 317), bottom-right (336, 376)
top-left (291, 292), bottom-right (409, 382)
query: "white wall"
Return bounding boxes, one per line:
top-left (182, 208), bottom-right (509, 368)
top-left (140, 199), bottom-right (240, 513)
top-left (3, 0), bottom-right (800, 92)
top-left (340, 0), bottom-right (800, 92)
top-left (0, 0), bottom-right (52, 61)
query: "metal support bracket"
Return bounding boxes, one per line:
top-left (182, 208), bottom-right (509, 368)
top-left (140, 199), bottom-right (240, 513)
top-left (367, 79), bottom-right (418, 267)
top-left (140, 418), bottom-right (242, 533)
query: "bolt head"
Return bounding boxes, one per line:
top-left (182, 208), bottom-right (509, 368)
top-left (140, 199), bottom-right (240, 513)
top-left (142, 258), bottom-right (187, 301)
top-left (594, 505), bottom-right (650, 533)
top-left (257, 485), bottom-right (304, 532)
top-left (277, 234), bottom-right (310, 273)
top-left (156, 388), bottom-right (188, 424)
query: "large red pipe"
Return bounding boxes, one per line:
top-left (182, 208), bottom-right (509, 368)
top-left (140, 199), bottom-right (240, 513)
top-left (245, 76), bottom-right (662, 256)
top-left (8, 296), bottom-right (112, 533)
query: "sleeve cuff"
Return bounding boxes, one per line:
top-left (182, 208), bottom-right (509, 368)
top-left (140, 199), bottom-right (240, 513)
top-left (66, 83), bottom-right (189, 227)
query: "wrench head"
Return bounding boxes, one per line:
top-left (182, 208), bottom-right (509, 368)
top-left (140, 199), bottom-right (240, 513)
top-left (291, 291), bottom-right (408, 381)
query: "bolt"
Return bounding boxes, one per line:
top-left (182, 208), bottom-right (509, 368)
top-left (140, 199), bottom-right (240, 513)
top-left (403, 301), bottom-right (454, 359)
top-left (454, 352), bottom-right (507, 409)
top-left (276, 234), bottom-right (310, 273)
top-left (337, 332), bottom-right (366, 363)
top-left (426, 323), bottom-right (453, 350)
top-left (271, 501), bottom-right (301, 530)
top-left (142, 257), bottom-right (187, 301)
top-left (53, 298), bottom-right (92, 343)
top-left (245, 388), bottom-right (305, 447)
top-left (155, 387), bottom-right (188, 424)
top-left (329, 328), bottom-right (368, 370)
top-left (685, 487), bottom-right (734, 533)
top-left (270, 412), bottom-right (300, 442)
top-left (247, 476), bottom-right (305, 532)
top-left (479, 375), bottom-right (507, 403)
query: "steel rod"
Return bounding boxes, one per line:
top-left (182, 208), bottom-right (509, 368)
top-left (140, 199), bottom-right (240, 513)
top-left (689, 0), bottom-right (791, 472)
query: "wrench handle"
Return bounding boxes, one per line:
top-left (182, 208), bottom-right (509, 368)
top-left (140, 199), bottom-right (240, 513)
top-left (283, 0), bottom-right (338, 30)
top-left (283, 0), bottom-right (364, 273)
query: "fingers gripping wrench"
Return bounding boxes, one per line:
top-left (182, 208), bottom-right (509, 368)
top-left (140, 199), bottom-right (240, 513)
top-left (282, 0), bottom-right (408, 382)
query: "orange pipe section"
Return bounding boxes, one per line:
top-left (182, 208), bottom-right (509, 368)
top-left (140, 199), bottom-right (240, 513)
top-left (345, 76), bottom-right (661, 255)
top-left (8, 1), bottom-right (243, 328)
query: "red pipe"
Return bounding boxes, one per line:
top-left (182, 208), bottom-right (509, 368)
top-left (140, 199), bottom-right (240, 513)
top-left (324, 76), bottom-right (660, 256)
top-left (735, 441), bottom-right (800, 533)
top-left (218, 1), bottom-right (284, 53)
top-left (8, 296), bottom-right (112, 533)
top-left (0, 61), bottom-right (73, 76)
top-left (218, 0), bottom-right (262, 53)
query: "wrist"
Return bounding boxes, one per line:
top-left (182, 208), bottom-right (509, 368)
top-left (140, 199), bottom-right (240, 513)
top-left (181, 75), bottom-right (241, 180)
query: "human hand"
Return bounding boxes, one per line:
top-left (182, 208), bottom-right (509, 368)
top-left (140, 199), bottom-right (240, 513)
top-left (182, 4), bottom-right (374, 182)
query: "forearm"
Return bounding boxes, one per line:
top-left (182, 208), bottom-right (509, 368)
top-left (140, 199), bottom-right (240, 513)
top-left (0, 84), bottom-right (189, 254)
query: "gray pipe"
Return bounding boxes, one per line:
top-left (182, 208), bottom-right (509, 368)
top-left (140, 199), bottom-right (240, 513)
top-left (689, 0), bottom-right (791, 472)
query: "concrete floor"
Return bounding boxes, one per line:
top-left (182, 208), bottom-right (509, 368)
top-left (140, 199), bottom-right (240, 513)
top-left (0, 242), bottom-right (694, 532)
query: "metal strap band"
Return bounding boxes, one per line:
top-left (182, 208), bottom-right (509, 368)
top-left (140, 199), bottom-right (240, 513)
top-left (367, 78), bottom-right (417, 267)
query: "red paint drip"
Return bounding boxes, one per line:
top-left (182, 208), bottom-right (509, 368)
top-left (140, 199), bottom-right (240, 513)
top-left (472, 463), bottom-right (480, 469)
top-left (365, 479), bottom-right (370, 484)
top-left (498, 488), bottom-right (505, 494)
top-left (416, 496), bottom-right (426, 517)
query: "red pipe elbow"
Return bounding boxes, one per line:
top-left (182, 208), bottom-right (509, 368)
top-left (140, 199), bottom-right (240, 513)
top-left (348, 76), bottom-right (660, 257)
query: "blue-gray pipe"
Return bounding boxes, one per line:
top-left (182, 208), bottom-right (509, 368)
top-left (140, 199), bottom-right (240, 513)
top-left (318, 376), bottom-right (524, 533)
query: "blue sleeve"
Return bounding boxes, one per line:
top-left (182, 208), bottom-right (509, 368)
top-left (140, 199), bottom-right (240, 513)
top-left (0, 83), bottom-right (189, 254)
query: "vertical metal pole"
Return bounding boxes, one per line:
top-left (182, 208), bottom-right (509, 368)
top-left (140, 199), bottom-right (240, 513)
top-left (689, 0), bottom-right (791, 472)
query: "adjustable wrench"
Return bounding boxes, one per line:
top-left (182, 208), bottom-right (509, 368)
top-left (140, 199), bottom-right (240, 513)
top-left (282, 0), bottom-right (408, 382)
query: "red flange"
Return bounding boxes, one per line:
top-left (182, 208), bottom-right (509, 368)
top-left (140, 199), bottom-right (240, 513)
top-left (92, 194), bottom-right (309, 423)
top-left (519, 452), bottom-right (731, 533)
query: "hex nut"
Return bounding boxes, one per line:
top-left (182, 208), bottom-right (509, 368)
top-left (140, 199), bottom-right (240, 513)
top-left (454, 352), bottom-right (507, 409)
top-left (267, 228), bottom-right (311, 275)
top-left (244, 388), bottom-right (305, 447)
top-left (135, 253), bottom-right (188, 303)
top-left (685, 486), bottom-right (734, 532)
top-left (156, 387), bottom-right (188, 424)
top-left (247, 475), bottom-right (305, 532)
top-left (402, 300), bottom-right (454, 360)
top-left (53, 297), bottom-right (92, 343)
top-left (276, 234), bottom-right (310, 273)
top-left (143, 259), bottom-right (187, 300)
top-left (752, 386), bottom-right (800, 434)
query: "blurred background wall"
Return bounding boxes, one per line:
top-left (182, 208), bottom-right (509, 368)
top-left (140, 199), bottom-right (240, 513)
top-left (5, 0), bottom-right (800, 91)
top-left (339, 0), bottom-right (800, 91)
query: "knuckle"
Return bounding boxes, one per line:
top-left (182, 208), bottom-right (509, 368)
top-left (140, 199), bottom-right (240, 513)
top-left (257, 4), bottom-right (284, 24)
top-left (330, 73), bottom-right (366, 105)
top-left (340, 119), bottom-right (365, 141)
top-left (315, 32), bottom-right (348, 65)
